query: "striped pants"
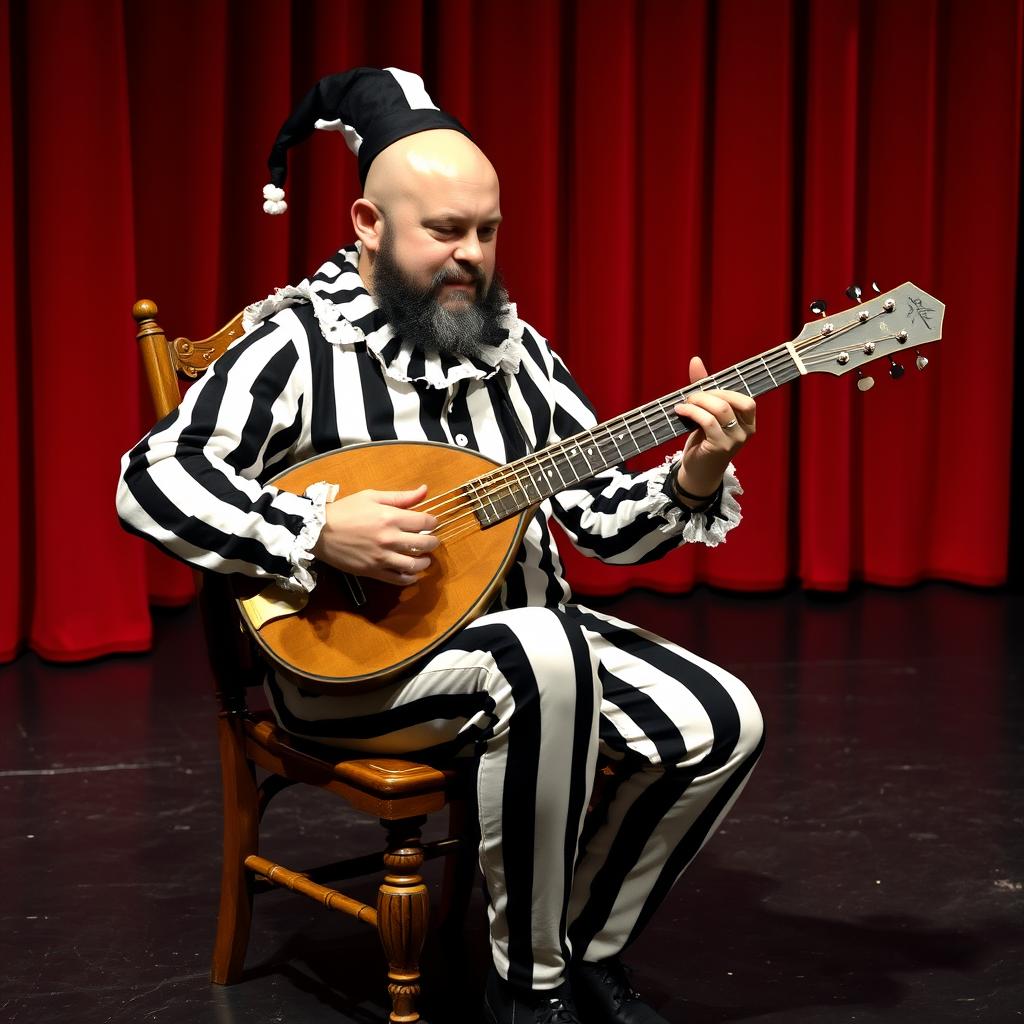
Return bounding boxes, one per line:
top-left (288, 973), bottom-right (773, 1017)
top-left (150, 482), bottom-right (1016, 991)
top-left (267, 604), bottom-right (765, 991)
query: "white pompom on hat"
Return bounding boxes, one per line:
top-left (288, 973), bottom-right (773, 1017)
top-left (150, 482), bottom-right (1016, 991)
top-left (262, 66), bottom-right (470, 215)
top-left (262, 184), bottom-right (287, 216)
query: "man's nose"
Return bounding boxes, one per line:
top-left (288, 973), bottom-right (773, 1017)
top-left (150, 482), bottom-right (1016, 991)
top-left (453, 232), bottom-right (483, 265)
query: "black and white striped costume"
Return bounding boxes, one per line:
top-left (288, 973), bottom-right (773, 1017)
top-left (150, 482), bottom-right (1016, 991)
top-left (117, 244), bottom-right (764, 991)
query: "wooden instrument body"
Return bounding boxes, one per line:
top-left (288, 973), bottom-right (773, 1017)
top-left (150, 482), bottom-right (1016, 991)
top-left (236, 440), bottom-right (532, 693)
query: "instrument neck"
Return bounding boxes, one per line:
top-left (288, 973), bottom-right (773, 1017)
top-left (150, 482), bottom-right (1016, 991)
top-left (470, 342), bottom-right (802, 526)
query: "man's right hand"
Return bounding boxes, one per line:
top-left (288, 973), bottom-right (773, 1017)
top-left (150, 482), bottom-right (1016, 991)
top-left (311, 484), bottom-right (439, 586)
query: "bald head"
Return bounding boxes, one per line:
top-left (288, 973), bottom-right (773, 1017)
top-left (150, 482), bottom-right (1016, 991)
top-left (364, 129), bottom-right (498, 208)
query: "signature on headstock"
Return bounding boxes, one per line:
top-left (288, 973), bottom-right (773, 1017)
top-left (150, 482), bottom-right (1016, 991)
top-left (906, 294), bottom-right (937, 329)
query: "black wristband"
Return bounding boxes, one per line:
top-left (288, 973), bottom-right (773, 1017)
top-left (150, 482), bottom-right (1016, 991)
top-left (663, 468), bottom-right (723, 511)
top-left (673, 479), bottom-right (720, 502)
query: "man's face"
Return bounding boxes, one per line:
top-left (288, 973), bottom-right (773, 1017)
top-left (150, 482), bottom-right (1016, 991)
top-left (375, 162), bottom-right (502, 305)
top-left (360, 133), bottom-right (506, 357)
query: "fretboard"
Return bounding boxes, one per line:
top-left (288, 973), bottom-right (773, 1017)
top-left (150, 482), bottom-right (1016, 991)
top-left (468, 341), bottom-right (803, 527)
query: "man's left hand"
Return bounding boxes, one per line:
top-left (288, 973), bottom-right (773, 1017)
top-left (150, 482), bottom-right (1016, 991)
top-left (672, 355), bottom-right (756, 505)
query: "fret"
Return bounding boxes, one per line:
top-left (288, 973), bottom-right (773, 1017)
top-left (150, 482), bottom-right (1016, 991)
top-left (491, 484), bottom-right (518, 521)
top-left (483, 481), bottom-right (502, 526)
top-left (733, 364), bottom-right (753, 397)
top-left (671, 402), bottom-right (686, 435)
top-left (507, 468), bottom-right (535, 507)
top-left (467, 478), bottom-right (499, 528)
top-left (619, 426), bottom-right (641, 457)
top-left (619, 417), bottom-right (642, 457)
top-left (760, 355), bottom-right (779, 388)
top-left (531, 460), bottom-right (554, 495)
top-left (560, 444), bottom-right (590, 482)
top-left (462, 480), bottom-right (480, 521)
top-left (575, 440), bottom-right (596, 475)
top-left (523, 461), bottom-right (546, 501)
top-left (570, 443), bottom-right (591, 480)
top-left (636, 408), bottom-right (659, 450)
top-left (546, 451), bottom-right (569, 488)
top-left (659, 401), bottom-right (676, 435)
top-left (596, 430), bottom-right (624, 466)
top-left (653, 410), bottom-right (678, 445)
top-left (532, 460), bottom-right (554, 492)
top-left (605, 425), bottom-right (626, 462)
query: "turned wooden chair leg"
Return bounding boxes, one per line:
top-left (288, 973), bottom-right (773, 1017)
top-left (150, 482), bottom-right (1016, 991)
top-left (377, 816), bottom-right (430, 1023)
top-left (211, 714), bottom-right (259, 984)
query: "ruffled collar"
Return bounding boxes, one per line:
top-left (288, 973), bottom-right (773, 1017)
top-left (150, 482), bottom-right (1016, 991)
top-left (242, 243), bottom-right (525, 389)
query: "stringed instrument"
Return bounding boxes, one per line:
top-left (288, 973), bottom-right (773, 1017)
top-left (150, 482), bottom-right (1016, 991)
top-left (236, 281), bottom-right (944, 691)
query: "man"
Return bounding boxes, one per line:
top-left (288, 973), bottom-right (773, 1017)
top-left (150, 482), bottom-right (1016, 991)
top-left (118, 69), bottom-right (764, 1024)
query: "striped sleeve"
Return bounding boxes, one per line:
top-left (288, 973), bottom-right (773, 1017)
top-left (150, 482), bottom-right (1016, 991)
top-left (540, 344), bottom-right (743, 563)
top-left (115, 311), bottom-right (325, 592)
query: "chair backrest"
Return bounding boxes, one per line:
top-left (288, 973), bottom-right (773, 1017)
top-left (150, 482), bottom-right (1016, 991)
top-left (131, 300), bottom-right (263, 708)
top-left (132, 300), bottom-right (245, 420)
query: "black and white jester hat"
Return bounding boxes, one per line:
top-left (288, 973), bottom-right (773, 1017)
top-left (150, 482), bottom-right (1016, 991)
top-left (262, 66), bottom-right (471, 215)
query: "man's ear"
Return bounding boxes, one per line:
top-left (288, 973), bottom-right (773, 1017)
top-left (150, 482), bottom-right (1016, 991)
top-left (352, 198), bottom-right (384, 252)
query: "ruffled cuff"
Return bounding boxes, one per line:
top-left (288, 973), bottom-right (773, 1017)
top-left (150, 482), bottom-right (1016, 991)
top-left (645, 453), bottom-right (743, 548)
top-left (282, 481), bottom-right (339, 592)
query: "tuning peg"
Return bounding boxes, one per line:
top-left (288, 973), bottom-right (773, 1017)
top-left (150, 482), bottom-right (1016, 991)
top-left (845, 284), bottom-right (863, 303)
top-left (915, 351), bottom-right (929, 371)
top-left (871, 281), bottom-right (881, 294)
top-left (888, 357), bottom-right (905, 379)
top-left (809, 298), bottom-right (827, 317)
top-left (856, 371), bottom-right (875, 392)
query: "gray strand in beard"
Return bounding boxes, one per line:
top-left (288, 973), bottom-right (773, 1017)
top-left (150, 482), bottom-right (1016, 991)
top-left (371, 232), bottom-right (509, 359)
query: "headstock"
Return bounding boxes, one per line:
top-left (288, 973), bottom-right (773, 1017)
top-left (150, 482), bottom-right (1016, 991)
top-left (790, 282), bottom-right (944, 383)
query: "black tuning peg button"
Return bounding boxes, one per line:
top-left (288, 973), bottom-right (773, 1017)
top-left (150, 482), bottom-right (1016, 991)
top-left (845, 284), bottom-right (863, 302)
top-left (888, 357), bottom-right (905, 379)
top-left (809, 298), bottom-right (827, 317)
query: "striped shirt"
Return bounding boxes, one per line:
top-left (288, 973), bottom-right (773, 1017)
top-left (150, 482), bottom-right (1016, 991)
top-left (116, 244), bottom-right (741, 608)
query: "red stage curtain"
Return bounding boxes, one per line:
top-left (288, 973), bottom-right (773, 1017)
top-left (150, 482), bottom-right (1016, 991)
top-left (2, 0), bottom-right (1020, 662)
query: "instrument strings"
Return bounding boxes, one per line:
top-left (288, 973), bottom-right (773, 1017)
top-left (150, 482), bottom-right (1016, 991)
top-left (422, 319), bottom-right (878, 544)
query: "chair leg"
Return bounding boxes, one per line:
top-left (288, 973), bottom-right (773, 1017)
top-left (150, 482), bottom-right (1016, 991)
top-left (211, 714), bottom-right (259, 985)
top-left (377, 817), bottom-right (429, 1023)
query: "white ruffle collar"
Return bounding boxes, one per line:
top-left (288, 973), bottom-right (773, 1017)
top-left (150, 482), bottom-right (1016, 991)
top-left (242, 243), bottom-right (525, 389)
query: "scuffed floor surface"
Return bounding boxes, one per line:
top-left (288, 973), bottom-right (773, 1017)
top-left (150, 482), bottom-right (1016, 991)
top-left (2, 583), bottom-right (1022, 1023)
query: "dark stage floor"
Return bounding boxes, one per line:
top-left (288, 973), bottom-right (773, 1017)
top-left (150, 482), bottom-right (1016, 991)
top-left (2, 584), bottom-right (1022, 1024)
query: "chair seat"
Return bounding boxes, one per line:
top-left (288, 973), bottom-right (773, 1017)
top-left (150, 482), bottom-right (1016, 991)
top-left (244, 709), bottom-right (466, 817)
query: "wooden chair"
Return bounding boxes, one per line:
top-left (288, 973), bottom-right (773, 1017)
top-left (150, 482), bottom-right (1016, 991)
top-left (130, 300), bottom-right (477, 1023)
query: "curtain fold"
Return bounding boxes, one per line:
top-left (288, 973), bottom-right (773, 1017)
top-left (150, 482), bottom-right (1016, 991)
top-left (124, 0), bottom-right (230, 608)
top-left (3, 0), bottom-right (1020, 662)
top-left (19, 0), bottom-right (148, 660)
top-left (798, 0), bottom-right (862, 590)
top-left (1, 0), bottom-right (21, 661)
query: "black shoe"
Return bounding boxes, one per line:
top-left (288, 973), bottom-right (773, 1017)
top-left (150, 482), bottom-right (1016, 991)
top-left (483, 967), bottom-right (581, 1024)
top-left (570, 957), bottom-right (669, 1024)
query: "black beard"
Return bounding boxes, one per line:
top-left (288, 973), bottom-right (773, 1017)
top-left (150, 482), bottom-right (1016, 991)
top-left (370, 229), bottom-right (510, 360)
